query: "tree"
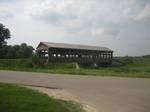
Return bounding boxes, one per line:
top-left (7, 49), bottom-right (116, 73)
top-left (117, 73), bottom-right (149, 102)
top-left (19, 43), bottom-right (34, 58)
top-left (0, 43), bottom-right (34, 59)
top-left (0, 23), bottom-right (11, 47)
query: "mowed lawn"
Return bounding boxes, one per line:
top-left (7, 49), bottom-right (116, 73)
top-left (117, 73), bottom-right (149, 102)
top-left (0, 83), bottom-right (84, 112)
top-left (0, 57), bottom-right (150, 78)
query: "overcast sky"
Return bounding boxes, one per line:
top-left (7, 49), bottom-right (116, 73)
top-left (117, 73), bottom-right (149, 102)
top-left (0, 0), bottom-right (150, 56)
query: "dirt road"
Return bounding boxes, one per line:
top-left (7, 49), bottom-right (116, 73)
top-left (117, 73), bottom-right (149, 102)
top-left (0, 70), bottom-right (150, 112)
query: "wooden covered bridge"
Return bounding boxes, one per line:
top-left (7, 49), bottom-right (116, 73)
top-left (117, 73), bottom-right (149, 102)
top-left (37, 42), bottom-right (113, 66)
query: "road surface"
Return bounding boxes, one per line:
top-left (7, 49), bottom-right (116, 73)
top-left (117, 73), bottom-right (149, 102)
top-left (0, 70), bottom-right (150, 112)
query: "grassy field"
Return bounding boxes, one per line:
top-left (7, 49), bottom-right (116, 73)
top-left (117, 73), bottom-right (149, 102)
top-left (0, 57), bottom-right (150, 78)
top-left (0, 83), bottom-right (84, 112)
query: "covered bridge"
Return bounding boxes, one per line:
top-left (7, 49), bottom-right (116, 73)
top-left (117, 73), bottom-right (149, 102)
top-left (37, 42), bottom-right (113, 66)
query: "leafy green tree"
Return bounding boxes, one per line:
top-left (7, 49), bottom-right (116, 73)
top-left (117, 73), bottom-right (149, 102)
top-left (0, 23), bottom-right (11, 47)
top-left (0, 43), bottom-right (34, 59)
top-left (5, 45), bottom-right (15, 58)
top-left (20, 43), bottom-right (34, 58)
top-left (0, 46), bottom-right (7, 58)
top-left (0, 24), bottom-right (34, 59)
top-left (13, 45), bottom-right (20, 58)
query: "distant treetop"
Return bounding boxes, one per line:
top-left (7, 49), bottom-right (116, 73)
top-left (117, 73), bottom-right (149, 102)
top-left (0, 23), bottom-right (11, 47)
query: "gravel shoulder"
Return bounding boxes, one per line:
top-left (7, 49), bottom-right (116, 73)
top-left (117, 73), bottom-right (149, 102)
top-left (26, 86), bottom-right (97, 112)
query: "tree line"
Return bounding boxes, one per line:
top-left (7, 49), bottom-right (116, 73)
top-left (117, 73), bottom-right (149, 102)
top-left (0, 43), bottom-right (34, 59)
top-left (0, 23), bottom-right (34, 59)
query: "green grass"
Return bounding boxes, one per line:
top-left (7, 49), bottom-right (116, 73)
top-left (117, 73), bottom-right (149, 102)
top-left (0, 57), bottom-right (150, 78)
top-left (0, 83), bottom-right (84, 112)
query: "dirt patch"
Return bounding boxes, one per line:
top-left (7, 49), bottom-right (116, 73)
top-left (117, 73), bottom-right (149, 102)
top-left (25, 86), bottom-right (97, 112)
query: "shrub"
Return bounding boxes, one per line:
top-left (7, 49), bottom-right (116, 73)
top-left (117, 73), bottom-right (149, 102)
top-left (31, 53), bottom-right (40, 65)
top-left (31, 53), bottom-right (47, 67)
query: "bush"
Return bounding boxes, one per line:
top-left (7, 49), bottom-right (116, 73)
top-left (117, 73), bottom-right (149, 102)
top-left (31, 53), bottom-right (40, 65)
top-left (31, 53), bottom-right (47, 67)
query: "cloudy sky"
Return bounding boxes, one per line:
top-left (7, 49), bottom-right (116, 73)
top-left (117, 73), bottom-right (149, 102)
top-left (0, 0), bottom-right (150, 56)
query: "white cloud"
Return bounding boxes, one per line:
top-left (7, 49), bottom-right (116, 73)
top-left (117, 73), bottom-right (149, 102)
top-left (134, 3), bottom-right (150, 20)
top-left (1, 0), bottom-right (150, 56)
top-left (29, 0), bottom-right (141, 23)
top-left (27, 0), bottom-right (143, 37)
top-left (0, 3), bottom-right (16, 20)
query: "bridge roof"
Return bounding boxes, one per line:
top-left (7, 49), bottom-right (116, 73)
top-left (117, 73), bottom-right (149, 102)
top-left (37, 42), bottom-right (113, 52)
